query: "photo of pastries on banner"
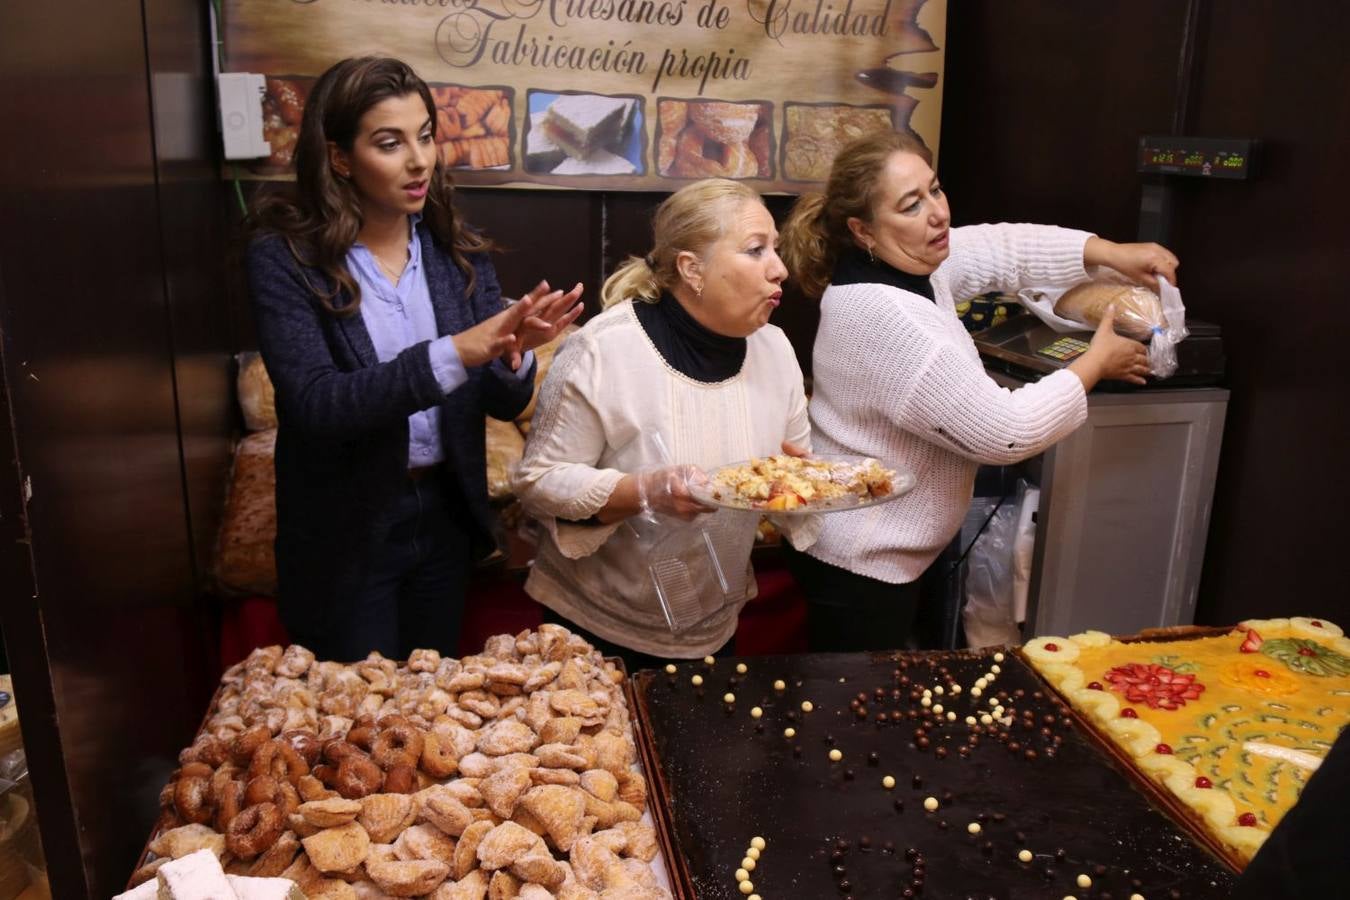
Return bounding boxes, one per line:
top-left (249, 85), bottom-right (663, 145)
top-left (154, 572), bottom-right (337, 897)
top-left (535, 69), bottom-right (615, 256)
top-left (254, 76), bottom-right (315, 173)
top-left (429, 84), bottom-right (513, 170)
top-left (782, 102), bottom-right (898, 182)
top-left (656, 99), bottom-right (772, 180)
top-left (524, 91), bottom-right (645, 176)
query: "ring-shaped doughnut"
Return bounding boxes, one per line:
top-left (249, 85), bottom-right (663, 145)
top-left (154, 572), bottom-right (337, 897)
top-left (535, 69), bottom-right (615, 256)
top-left (225, 802), bottom-right (284, 859)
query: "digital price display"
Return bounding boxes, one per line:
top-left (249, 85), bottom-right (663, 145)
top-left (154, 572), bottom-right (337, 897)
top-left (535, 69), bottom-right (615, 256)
top-left (1137, 136), bottom-right (1256, 180)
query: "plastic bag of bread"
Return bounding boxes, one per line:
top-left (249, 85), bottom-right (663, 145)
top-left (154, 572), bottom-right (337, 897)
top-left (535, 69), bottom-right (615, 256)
top-left (212, 429), bottom-right (279, 595)
top-left (485, 418), bottom-right (526, 501)
top-left (1018, 275), bottom-right (1188, 378)
top-left (237, 351), bottom-right (278, 432)
top-left (1053, 282), bottom-right (1165, 341)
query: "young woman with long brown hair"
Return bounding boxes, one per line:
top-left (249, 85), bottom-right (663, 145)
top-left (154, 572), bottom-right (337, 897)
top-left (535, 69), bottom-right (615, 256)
top-left (247, 57), bottom-right (581, 661)
top-left (779, 130), bottom-right (1178, 653)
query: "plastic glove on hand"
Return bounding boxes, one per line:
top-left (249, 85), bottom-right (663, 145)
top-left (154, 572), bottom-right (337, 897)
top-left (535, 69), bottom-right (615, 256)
top-left (635, 464), bottom-right (715, 522)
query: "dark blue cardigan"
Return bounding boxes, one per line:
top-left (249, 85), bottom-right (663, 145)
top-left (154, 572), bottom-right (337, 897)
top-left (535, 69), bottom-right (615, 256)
top-left (246, 222), bottom-right (536, 623)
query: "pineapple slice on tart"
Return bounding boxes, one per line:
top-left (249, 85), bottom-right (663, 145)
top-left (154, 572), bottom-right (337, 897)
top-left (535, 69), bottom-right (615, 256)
top-left (1239, 617), bottom-right (1290, 635)
top-left (1289, 616), bottom-right (1343, 639)
top-left (1070, 686), bottom-right (1120, 721)
top-left (1135, 751), bottom-right (1198, 782)
top-left (1105, 716), bottom-right (1162, 757)
top-left (1022, 636), bottom-right (1081, 665)
top-left (1039, 663), bottom-right (1085, 694)
top-left (1218, 824), bottom-right (1270, 859)
top-left (1164, 773), bottom-right (1239, 831)
top-left (1068, 629), bottom-right (1111, 648)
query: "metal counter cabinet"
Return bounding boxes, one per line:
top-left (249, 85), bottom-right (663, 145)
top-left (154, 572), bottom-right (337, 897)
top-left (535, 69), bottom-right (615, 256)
top-left (996, 379), bottom-right (1229, 638)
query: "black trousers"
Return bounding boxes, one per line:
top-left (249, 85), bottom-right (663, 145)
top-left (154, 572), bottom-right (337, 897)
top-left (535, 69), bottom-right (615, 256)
top-left (285, 469), bottom-right (471, 662)
top-left (540, 606), bottom-right (734, 677)
top-left (781, 543), bottom-right (920, 653)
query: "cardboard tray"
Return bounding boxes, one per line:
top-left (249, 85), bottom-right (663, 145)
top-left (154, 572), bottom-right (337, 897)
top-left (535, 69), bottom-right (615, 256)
top-left (628, 632), bottom-right (1247, 896)
top-left (130, 657), bottom-right (684, 894)
top-left (127, 680), bottom-right (226, 890)
top-left (623, 675), bottom-right (695, 899)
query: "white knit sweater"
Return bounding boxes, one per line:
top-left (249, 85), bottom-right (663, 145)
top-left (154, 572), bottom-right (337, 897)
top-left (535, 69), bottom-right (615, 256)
top-left (807, 223), bottom-right (1093, 584)
top-left (514, 300), bottom-right (815, 658)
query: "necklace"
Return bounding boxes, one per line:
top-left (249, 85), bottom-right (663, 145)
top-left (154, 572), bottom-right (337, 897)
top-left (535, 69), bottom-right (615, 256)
top-left (371, 249), bottom-right (408, 284)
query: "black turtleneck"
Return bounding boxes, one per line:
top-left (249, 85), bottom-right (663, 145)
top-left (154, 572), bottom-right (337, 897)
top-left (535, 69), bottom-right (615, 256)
top-left (632, 292), bottom-right (747, 383)
top-left (831, 246), bottom-right (935, 302)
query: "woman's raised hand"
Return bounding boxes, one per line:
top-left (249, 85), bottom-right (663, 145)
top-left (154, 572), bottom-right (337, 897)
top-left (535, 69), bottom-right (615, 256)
top-left (451, 294), bottom-right (536, 368)
top-left (1084, 237), bottom-right (1180, 291)
top-left (505, 281), bottom-right (585, 369)
top-left (1070, 304), bottom-right (1150, 389)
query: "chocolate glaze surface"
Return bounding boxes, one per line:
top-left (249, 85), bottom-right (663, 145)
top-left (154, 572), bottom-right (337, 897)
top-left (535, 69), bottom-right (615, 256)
top-left (636, 650), bottom-right (1236, 899)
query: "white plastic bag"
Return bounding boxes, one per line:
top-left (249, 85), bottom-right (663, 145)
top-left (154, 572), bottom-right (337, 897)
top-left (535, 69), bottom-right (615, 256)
top-left (962, 481), bottom-right (1039, 648)
top-left (1017, 274), bottom-right (1189, 378)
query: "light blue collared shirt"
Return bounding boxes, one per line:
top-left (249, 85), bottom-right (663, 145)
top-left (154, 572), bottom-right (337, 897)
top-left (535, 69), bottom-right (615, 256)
top-left (347, 217), bottom-right (531, 468)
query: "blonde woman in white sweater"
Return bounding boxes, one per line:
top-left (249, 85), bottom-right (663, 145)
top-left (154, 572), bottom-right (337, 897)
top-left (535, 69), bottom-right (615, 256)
top-left (778, 131), bottom-right (1179, 652)
top-left (514, 179), bottom-right (815, 669)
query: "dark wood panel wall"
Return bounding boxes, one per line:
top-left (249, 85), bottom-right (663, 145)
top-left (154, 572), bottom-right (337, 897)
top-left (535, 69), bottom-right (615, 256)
top-left (0, 0), bottom-right (231, 895)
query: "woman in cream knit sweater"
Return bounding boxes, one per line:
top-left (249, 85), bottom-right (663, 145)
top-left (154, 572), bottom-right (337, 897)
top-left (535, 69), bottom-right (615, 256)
top-left (514, 179), bottom-right (815, 668)
top-left (778, 130), bottom-right (1179, 652)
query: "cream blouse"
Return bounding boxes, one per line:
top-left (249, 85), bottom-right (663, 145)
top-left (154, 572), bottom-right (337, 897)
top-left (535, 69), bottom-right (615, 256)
top-left (513, 300), bottom-right (816, 659)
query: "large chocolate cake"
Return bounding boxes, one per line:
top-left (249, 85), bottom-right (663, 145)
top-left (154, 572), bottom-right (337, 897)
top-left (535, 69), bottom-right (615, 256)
top-left (636, 649), bottom-right (1237, 899)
